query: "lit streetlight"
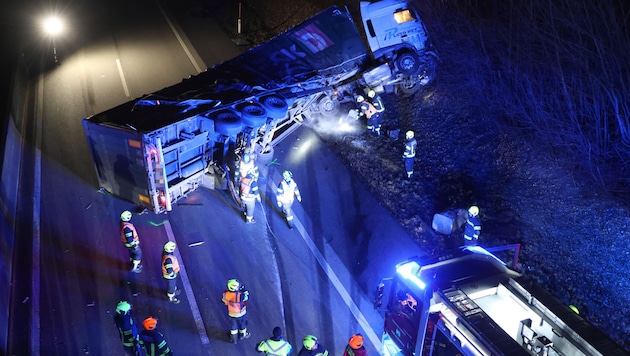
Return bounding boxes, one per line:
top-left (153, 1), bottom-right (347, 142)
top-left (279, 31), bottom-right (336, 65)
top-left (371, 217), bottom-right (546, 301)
top-left (43, 16), bottom-right (63, 64)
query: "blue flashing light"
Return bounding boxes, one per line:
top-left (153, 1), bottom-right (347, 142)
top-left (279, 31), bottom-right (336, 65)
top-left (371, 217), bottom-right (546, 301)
top-left (396, 261), bottom-right (426, 290)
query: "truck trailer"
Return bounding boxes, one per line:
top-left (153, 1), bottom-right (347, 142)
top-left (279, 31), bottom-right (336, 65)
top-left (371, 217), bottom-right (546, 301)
top-left (376, 245), bottom-right (629, 356)
top-left (82, 0), bottom-right (438, 213)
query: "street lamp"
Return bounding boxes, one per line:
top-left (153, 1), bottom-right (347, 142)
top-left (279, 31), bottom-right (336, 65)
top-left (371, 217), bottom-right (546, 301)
top-left (43, 16), bottom-right (63, 64)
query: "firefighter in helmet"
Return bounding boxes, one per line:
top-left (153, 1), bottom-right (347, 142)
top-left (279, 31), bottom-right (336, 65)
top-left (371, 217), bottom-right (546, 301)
top-left (357, 95), bottom-right (382, 135)
top-left (222, 278), bottom-right (251, 343)
top-left (120, 210), bottom-right (143, 273)
top-left (463, 205), bottom-right (481, 246)
top-left (240, 170), bottom-right (261, 224)
top-left (139, 317), bottom-right (173, 356)
top-left (298, 334), bottom-right (329, 356)
top-left (161, 242), bottom-right (181, 304)
top-left (114, 301), bottom-right (141, 356)
top-left (237, 152), bottom-right (259, 180)
top-left (343, 333), bottom-right (368, 356)
top-left (402, 130), bottom-right (417, 179)
top-left (276, 170), bottom-right (302, 229)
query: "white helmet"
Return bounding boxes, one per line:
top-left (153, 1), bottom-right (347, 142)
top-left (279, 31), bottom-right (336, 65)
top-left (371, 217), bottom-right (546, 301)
top-left (356, 95), bottom-right (364, 103)
top-left (164, 241), bottom-right (176, 253)
top-left (367, 89), bottom-right (376, 98)
top-left (120, 210), bottom-right (132, 222)
top-left (406, 130), bottom-right (414, 139)
top-left (468, 206), bottom-right (479, 217)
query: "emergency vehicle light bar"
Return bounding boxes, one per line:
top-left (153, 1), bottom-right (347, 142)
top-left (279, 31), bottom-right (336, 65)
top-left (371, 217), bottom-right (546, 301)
top-left (396, 261), bottom-right (426, 290)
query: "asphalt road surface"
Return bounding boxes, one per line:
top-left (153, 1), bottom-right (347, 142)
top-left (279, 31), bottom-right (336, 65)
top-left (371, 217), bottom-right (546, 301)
top-left (8, 0), bottom-right (426, 354)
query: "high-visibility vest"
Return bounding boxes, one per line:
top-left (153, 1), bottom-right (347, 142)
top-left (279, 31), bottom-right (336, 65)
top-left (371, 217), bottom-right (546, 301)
top-left (257, 339), bottom-right (292, 356)
top-left (240, 176), bottom-right (259, 200)
top-left (222, 290), bottom-right (247, 317)
top-left (359, 101), bottom-right (377, 119)
top-left (120, 222), bottom-right (139, 247)
top-left (161, 253), bottom-right (180, 279)
top-left (277, 179), bottom-right (300, 203)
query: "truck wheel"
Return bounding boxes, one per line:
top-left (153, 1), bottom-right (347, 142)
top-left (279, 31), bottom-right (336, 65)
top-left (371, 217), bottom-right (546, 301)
top-left (317, 95), bottom-right (341, 118)
top-left (261, 95), bottom-right (288, 119)
top-left (240, 103), bottom-right (268, 128)
top-left (212, 110), bottom-right (243, 136)
top-left (396, 51), bottom-right (421, 76)
top-left (399, 77), bottom-right (421, 96)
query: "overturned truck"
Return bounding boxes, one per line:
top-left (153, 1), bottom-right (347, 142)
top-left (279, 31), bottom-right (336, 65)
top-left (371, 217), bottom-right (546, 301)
top-left (82, 0), bottom-right (438, 213)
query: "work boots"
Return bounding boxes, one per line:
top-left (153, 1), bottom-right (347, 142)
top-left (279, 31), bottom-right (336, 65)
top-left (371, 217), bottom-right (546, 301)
top-left (231, 333), bottom-right (238, 344)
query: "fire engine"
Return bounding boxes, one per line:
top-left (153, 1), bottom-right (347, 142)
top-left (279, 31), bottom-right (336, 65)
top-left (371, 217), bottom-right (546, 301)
top-left (375, 245), bottom-right (629, 356)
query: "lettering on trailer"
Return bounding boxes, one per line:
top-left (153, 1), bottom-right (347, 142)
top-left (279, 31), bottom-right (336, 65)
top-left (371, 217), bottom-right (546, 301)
top-left (383, 26), bottom-right (423, 41)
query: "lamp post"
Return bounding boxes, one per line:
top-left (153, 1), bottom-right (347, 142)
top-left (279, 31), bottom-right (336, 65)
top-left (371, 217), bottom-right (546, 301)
top-left (43, 16), bottom-right (62, 64)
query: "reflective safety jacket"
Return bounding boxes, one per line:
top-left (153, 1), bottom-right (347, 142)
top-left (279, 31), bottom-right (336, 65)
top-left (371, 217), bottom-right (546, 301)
top-left (240, 176), bottom-right (260, 201)
top-left (222, 290), bottom-right (248, 318)
top-left (161, 252), bottom-right (180, 279)
top-left (343, 345), bottom-right (368, 356)
top-left (463, 215), bottom-right (482, 240)
top-left (139, 329), bottom-right (172, 356)
top-left (370, 94), bottom-right (385, 113)
top-left (257, 338), bottom-right (293, 356)
top-left (403, 138), bottom-right (417, 158)
top-left (276, 179), bottom-right (301, 204)
top-left (359, 100), bottom-right (378, 119)
top-left (120, 222), bottom-right (139, 248)
top-left (114, 312), bottom-right (139, 347)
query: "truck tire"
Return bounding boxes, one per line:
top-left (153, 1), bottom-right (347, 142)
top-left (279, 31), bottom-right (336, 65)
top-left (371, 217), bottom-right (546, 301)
top-left (261, 95), bottom-right (288, 119)
top-left (212, 110), bottom-right (243, 136)
top-left (399, 76), bottom-right (421, 96)
top-left (396, 51), bottom-right (421, 76)
top-left (240, 102), bottom-right (268, 127)
top-left (317, 95), bottom-right (341, 118)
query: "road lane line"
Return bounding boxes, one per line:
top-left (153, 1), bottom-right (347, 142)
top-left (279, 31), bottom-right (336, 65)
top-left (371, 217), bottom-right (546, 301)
top-left (163, 220), bottom-right (210, 345)
top-left (115, 58), bottom-right (131, 97)
top-left (31, 72), bottom-right (44, 356)
top-left (157, 2), bottom-right (203, 73)
top-left (265, 179), bottom-right (382, 351)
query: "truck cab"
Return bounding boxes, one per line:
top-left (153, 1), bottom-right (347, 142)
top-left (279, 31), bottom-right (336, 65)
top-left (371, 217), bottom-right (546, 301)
top-left (377, 246), bottom-right (629, 356)
top-left (361, 0), bottom-right (433, 76)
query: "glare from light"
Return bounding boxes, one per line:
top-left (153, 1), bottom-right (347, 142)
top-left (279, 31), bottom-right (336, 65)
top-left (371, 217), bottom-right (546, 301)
top-left (396, 261), bottom-right (426, 290)
top-left (43, 17), bottom-right (63, 36)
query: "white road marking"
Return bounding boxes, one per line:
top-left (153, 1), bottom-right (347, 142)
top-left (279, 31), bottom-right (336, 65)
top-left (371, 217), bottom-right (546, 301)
top-left (157, 2), bottom-right (203, 74)
top-left (30, 71), bottom-right (44, 356)
top-left (115, 58), bottom-right (130, 97)
top-left (266, 180), bottom-right (382, 351)
top-left (163, 221), bottom-right (210, 345)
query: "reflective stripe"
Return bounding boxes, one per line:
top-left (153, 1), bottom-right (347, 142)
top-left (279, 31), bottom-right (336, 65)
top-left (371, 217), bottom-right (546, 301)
top-left (161, 254), bottom-right (180, 278)
top-left (223, 291), bottom-right (247, 317)
top-left (120, 222), bottom-right (139, 246)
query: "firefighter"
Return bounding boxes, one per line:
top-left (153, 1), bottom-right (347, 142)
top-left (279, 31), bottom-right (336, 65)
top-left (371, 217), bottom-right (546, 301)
top-left (114, 301), bottom-right (141, 356)
top-left (356, 95), bottom-right (382, 135)
top-left (367, 89), bottom-right (385, 135)
top-left (343, 334), bottom-right (368, 356)
top-left (222, 278), bottom-right (251, 343)
top-left (120, 210), bottom-right (143, 273)
top-left (161, 242), bottom-right (181, 304)
top-left (402, 130), bottom-right (417, 179)
top-left (240, 171), bottom-right (261, 224)
top-left (139, 317), bottom-right (173, 356)
top-left (257, 326), bottom-right (293, 355)
top-left (463, 205), bottom-right (481, 246)
top-left (298, 335), bottom-right (329, 356)
top-left (276, 170), bottom-right (302, 229)
top-left (237, 152), bottom-right (259, 180)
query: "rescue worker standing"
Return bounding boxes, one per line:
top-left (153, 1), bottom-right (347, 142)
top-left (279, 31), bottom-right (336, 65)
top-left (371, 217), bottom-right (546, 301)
top-left (357, 95), bottom-right (381, 135)
top-left (257, 326), bottom-right (293, 355)
top-left (161, 242), bottom-right (181, 304)
top-left (276, 170), bottom-right (301, 229)
top-left (367, 89), bottom-right (384, 135)
top-left (402, 130), bottom-right (417, 179)
top-left (343, 334), bottom-right (368, 356)
top-left (237, 152), bottom-right (259, 180)
top-left (114, 301), bottom-right (141, 356)
top-left (240, 171), bottom-right (261, 224)
top-left (139, 317), bottom-right (173, 356)
top-left (463, 205), bottom-right (481, 246)
top-left (222, 279), bottom-right (251, 343)
top-left (298, 335), bottom-right (329, 356)
top-left (120, 210), bottom-right (143, 273)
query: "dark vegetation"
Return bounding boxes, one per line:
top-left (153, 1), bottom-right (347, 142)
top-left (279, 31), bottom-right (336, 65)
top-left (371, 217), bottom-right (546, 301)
top-left (203, 0), bottom-right (630, 350)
